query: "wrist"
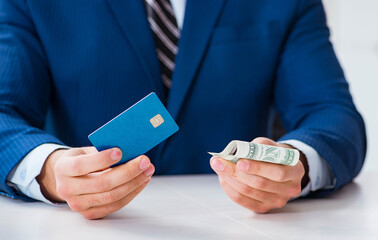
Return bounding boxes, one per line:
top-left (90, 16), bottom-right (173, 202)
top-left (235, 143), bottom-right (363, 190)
top-left (279, 143), bottom-right (310, 190)
top-left (37, 149), bottom-right (66, 203)
top-left (297, 149), bottom-right (310, 189)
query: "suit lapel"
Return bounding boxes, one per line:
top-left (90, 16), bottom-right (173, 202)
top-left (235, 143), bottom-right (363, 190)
top-left (167, 0), bottom-right (226, 119)
top-left (105, 0), bottom-right (164, 97)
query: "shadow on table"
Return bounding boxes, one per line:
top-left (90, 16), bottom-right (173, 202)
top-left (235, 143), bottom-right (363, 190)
top-left (92, 213), bottom-right (254, 240)
top-left (267, 181), bottom-right (362, 214)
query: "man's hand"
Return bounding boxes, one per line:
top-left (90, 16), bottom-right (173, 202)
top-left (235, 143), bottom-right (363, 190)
top-left (210, 137), bottom-right (308, 213)
top-left (37, 147), bottom-right (154, 219)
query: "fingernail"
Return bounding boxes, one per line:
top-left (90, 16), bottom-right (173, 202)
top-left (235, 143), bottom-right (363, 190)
top-left (139, 157), bottom-right (150, 170)
top-left (211, 157), bottom-right (225, 172)
top-left (144, 165), bottom-right (154, 176)
top-left (111, 149), bottom-right (122, 161)
top-left (237, 161), bottom-right (249, 171)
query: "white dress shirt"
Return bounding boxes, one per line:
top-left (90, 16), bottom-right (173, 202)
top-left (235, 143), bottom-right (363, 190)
top-left (6, 0), bottom-right (334, 204)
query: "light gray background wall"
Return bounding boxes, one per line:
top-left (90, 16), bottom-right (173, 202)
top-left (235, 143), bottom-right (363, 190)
top-left (323, 0), bottom-right (378, 171)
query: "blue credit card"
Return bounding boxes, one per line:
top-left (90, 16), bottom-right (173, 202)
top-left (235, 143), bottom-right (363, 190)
top-left (88, 92), bottom-right (179, 167)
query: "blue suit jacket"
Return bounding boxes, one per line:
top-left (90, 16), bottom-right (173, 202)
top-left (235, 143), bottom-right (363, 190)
top-left (0, 0), bottom-right (366, 201)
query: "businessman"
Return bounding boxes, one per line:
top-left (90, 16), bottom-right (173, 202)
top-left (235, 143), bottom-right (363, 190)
top-left (0, 0), bottom-right (366, 219)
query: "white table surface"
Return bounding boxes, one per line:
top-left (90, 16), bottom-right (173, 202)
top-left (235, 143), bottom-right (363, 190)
top-left (1, 172), bottom-right (377, 240)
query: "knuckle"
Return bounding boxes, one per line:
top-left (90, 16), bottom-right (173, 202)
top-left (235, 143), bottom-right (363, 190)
top-left (71, 158), bottom-right (83, 174)
top-left (287, 185), bottom-right (301, 197)
top-left (103, 191), bottom-right (119, 203)
top-left (276, 169), bottom-right (287, 182)
top-left (253, 178), bottom-right (266, 190)
top-left (54, 162), bottom-right (64, 176)
top-left (255, 205), bottom-right (270, 214)
top-left (294, 187), bottom-right (301, 196)
top-left (68, 200), bottom-right (84, 212)
top-left (82, 211), bottom-right (98, 220)
top-left (231, 192), bottom-right (244, 204)
top-left (124, 166), bottom-right (136, 180)
top-left (274, 198), bottom-right (287, 208)
top-left (95, 177), bottom-right (111, 192)
top-left (56, 183), bottom-right (70, 199)
top-left (299, 166), bottom-right (305, 177)
top-left (240, 184), bottom-right (253, 196)
top-left (249, 163), bottom-right (261, 175)
top-left (97, 202), bottom-right (124, 218)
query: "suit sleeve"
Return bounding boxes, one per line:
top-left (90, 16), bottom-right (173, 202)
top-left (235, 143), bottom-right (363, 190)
top-left (0, 0), bottom-right (64, 200)
top-left (275, 0), bottom-right (366, 197)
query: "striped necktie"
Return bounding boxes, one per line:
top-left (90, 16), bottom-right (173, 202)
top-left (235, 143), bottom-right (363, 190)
top-left (145, 0), bottom-right (180, 91)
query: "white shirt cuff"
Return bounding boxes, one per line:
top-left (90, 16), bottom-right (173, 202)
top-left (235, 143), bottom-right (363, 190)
top-left (6, 143), bottom-right (70, 205)
top-left (279, 140), bottom-right (336, 197)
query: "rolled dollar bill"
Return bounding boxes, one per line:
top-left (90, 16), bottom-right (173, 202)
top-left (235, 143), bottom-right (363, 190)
top-left (208, 140), bottom-right (299, 166)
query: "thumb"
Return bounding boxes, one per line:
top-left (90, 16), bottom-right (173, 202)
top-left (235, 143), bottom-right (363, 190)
top-left (251, 137), bottom-right (278, 147)
top-left (64, 146), bottom-right (99, 157)
top-left (210, 157), bottom-right (236, 177)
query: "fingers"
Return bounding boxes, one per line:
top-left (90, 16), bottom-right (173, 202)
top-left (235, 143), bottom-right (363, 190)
top-left (211, 156), bottom-right (302, 198)
top-left (80, 180), bottom-right (150, 220)
top-left (57, 155), bottom-right (153, 197)
top-left (55, 147), bottom-right (122, 177)
top-left (235, 172), bottom-right (301, 197)
top-left (210, 146), bottom-right (300, 184)
top-left (218, 176), bottom-right (269, 213)
top-left (222, 176), bottom-right (288, 209)
top-left (210, 157), bottom-right (236, 177)
top-left (53, 147), bottom-right (155, 219)
top-left (235, 159), bottom-right (300, 182)
top-left (68, 168), bottom-right (152, 211)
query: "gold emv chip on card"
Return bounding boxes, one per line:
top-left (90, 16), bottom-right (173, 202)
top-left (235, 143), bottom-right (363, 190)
top-left (150, 114), bottom-right (164, 128)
